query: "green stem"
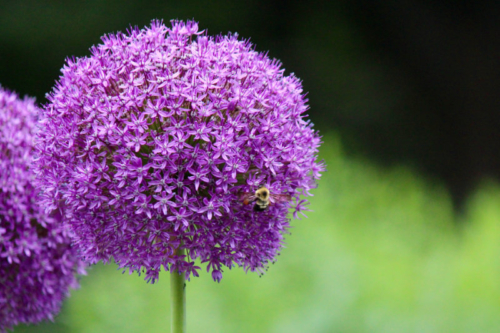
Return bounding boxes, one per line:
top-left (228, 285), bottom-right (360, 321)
top-left (170, 247), bottom-right (186, 333)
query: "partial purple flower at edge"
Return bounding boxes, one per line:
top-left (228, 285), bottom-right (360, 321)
top-left (34, 19), bottom-right (325, 283)
top-left (0, 87), bottom-right (85, 332)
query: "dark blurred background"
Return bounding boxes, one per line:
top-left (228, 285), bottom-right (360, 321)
top-left (1, 0), bottom-right (500, 207)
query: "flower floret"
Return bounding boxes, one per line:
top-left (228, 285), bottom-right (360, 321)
top-left (34, 19), bottom-right (323, 283)
top-left (0, 87), bottom-right (84, 331)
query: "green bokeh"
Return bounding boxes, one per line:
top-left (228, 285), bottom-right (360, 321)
top-left (15, 135), bottom-right (500, 332)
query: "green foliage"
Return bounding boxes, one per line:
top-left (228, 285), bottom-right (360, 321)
top-left (16, 135), bottom-right (500, 332)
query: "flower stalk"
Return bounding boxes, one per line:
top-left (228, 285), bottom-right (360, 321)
top-left (170, 246), bottom-right (186, 333)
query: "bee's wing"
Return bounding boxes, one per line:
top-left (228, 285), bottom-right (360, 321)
top-left (239, 192), bottom-right (256, 205)
top-left (270, 194), bottom-right (292, 204)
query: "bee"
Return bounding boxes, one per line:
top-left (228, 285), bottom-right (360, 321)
top-left (239, 186), bottom-right (292, 211)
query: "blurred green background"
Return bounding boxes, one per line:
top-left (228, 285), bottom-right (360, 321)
top-left (15, 136), bottom-right (500, 332)
top-left (3, 0), bottom-right (500, 332)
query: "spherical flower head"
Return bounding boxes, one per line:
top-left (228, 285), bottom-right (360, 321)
top-left (0, 87), bottom-right (85, 332)
top-left (35, 20), bottom-right (325, 283)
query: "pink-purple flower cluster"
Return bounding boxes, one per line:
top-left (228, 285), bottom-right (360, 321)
top-left (0, 87), bottom-right (84, 332)
top-left (34, 20), bottom-right (324, 283)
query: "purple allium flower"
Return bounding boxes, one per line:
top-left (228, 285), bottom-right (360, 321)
top-left (34, 20), bottom-right (324, 283)
top-left (0, 87), bottom-right (85, 332)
